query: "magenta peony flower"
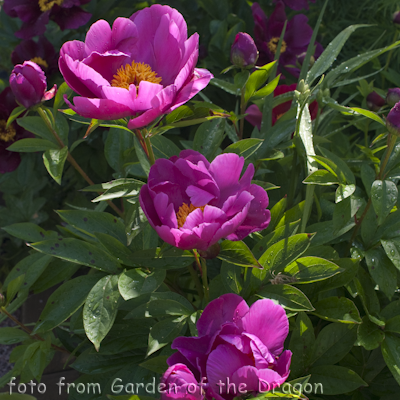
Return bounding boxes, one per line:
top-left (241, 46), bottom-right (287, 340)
top-left (12, 36), bottom-right (58, 76)
top-left (3, 0), bottom-right (91, 40)
top-left (393, 11), bottom-right (400, 25)
top-left (230, 33), bottom-right (259, 68)
top-left (0, 88), bottom-right (33, 173)
top-left (366, 91), bottom-right (385, 112)
top-left (273, 0), bottom-right (315, 11)
top-left (166, 294), bottom-right (292, 400)
top-left (161, 364), bottom-right (204, 400)
top-left (10, 61), bottom-right (57, 109)
top-left (139, 150), bottom-right (270, 251)
top-left (59, 5), bottom-right (213, 129)
top-left (386, 88), bottom-right (400, 107)
top-left (252, 1), bottom-right (323, 78)
top-left (387, 102), bottom-right (400, 136)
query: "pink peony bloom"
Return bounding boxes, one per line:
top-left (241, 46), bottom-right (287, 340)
top-left (9, 61), bottom-right (57, 109)
top-left (161, 364), bottom-right (204, 400)
top-left (166, 294), bottom-right (292, 400)
top-left (59, 5), bottom-right (213, 129)
top-left (252, 1), bottom-right (323, 78)
top-left (245, 83), bottom-right (319, 129)
top-left (3, 0), bottom-right (91, 40)
top-left (139, 150), bottom-right (270, 251)
top-left (0, 88), bottom-right (33, 173)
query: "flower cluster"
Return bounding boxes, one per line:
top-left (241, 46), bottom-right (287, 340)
top-left (252, 1), bottom-right (323, 78)
top-left (139, 150), bottom-right (271, 251)
top-left (162, 294), bottom-right (292, 400)
top-left (3, 0), bottom-right (91, 39)
top-left (59, 4), bottom-right (213, 129)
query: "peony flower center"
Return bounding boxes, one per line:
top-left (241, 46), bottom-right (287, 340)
top-left (111, 61), bottom-right (162, 91)
top-left (38, 0), bottom-right (64, 12)
top-left (176, 203), bottom-right (205, 228)
top-left (0, 120), bottom-right (17, 143)
top-left (30, 57), bottom-right (49, 69)
top-left (267, 37), bottom-right (287, 55)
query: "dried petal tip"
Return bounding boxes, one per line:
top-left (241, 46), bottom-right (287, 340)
top-left (366, 91), bottom-right (385, 112)
top-left (393, 11), bottom-right (400, 25)
top-left (386, 102), bottom-right (400, 136)
top-left (386, 88), bottom-right (400, 107)
top-left (230, 32), bottom-right (259, 68)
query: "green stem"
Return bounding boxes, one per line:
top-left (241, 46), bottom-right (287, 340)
top-left (239, 90), bottom-right (246, 140)
top-left (379, 133), bottom-right (397, 180)
top-left (0, 306), bottom-right (70, 355)
top-left (300, 185), bottom-right (315, 233)
top-left (364, 121), bottom-right (371, 148)
top-left (200, 257), bottom-right (210, 304)
top-left (144, 134), bottom-right (156, 166)
top-left (37, 107), bottom-right (124, 217)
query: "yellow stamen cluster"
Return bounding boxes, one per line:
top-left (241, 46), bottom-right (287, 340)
top-left (111, 61), bottom-right (162, 91)
top-left (267, 37), bottom-right (287, 55)
top-left (0, 120), bottom-right (17, 143)
top-left (38, 0), bottom-right (64, 12)
top-left (30, 57), bottom-right (49, 69)
top-left (176, 203), bottom-right (206, 229)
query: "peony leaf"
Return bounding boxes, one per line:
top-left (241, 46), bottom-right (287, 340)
top-left (42, 146), bottom-right (68, 185)
top-left (218, 240), bottom-right (260, 268)
top-left (313, 296), bottom-right (361, 324)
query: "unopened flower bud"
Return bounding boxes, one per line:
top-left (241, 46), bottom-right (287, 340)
top-left (386, 88), bottom-right (400, 107)
top-left (393, 11), bottom-right (400, 25)
top-left (9, 61), bottom-right (56, 109)
top-left (230, 32), bottom-right (258, 68)
top-left (386, 102), bottom-right (400, 136)
top-left (366, 91), bottom-right (385, 112)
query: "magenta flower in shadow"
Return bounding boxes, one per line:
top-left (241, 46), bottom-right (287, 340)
top-left (0, 88), bottom-right (33, 173)
top-left (273, 0), bottom-right (315, 10)
top-left (10, 61), bottom-right (57, 109)
top-left (252, 1), bottom-right (323, 78)
top-left (387, 102), bottom-right (400, 136)
top-left (166, 294), bottom-right (291, 400)
top-left (3, 0), bottom-right (91, 40)
top-left (386, 88), bottom-right (400, 107)
top-left (59, 5), bottom-right (213, 129)
top-left (231, 33), bottom-right (258, 68)
top-left (366, 91), bottom-right (385, 112)
top-left (161, 364), bottom-right (204, 400)
top-left (139, 150), bottom-right (270, 251)
top-left (12, 36), bottom-right (58, 76)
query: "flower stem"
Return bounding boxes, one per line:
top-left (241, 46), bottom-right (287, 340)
top-left (200, 257), bottom-right (210, 304)
top-left (144, 134), bottom-right (156, 165)
top-left (239, 90), bottom-right (246, 140)
top-left (378, 133), bottom-right (397, 180)
top-left (37, 107), bottom-right (124, 217)
top-left (0, 306), bottom-right (70, 355)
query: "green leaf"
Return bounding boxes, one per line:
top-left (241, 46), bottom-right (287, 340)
top-left (6, 275), bottom-right (26, 304)
top-left (147, 316), bottom-right (187, 356)
top-left (210, 78), bottom-right (240, 95)
top-left (307, 24), bottom-right (369, 84)
top-left (303, 170), bottom-right (339, 185)
top-left (6, 106), bottom-right (26, 128)
top-left (33, 273), bottom-right (104, 333)
top-left (127, 299), bottom-right (192, 319)
top-left (131, 247), bottom-right (194, 269)
top-left (361, 163), bottom-right (375, 197)
top-left (266, 197), bottom-right (287, 233)
top-left (381, 238), bottom-right (400, 272)
top-left (42, 146), bottom-right (68, 185)
top-left (221, 261), bottom-right (243, 294)
top-left (0, 394), bottom-right (37, 400)
top-left (250, 74), bottom-right (280, 101)
top-left (283, 257), bottom-right (342, 284)
top-left (381, 333), bottom-right (400, 386)
top-left (218, 240), bottom-right (260, 268)
top-left (105, 127), bottom-right (134, 174)
top-left (29, 238), bottom-right (121, 273)
top-left (244, 62), bottom-right (276, 103)
top-left (56, 210), bottom-right (126, 243)
top-left (288, 313), bottom-right (315, 378)
top-left (365, 248), bottom-right (397, 299)
top-left (192, 118), bottom-right (225, 160)
top-left (53, 81), bottom-right (73, 113)
top-left (140, 356), bottom-right (169, 374)
top-left (223, 139), bottom-right (263, 159)
top-left (118, 269), bottom-right (166, 300)
top-left (386, 315), bottom-right (400, 334)
top-left (357, 316), bottom-right (385, 350)
top-left (6, 138), bottom-right (59, 152)
top-left (17, 116), bottom-right (57, 143)
top-left (347, 107), bottom-right (385, 126)
top-left (371, 180), bottom-right (398, 225)
top-left (0, 327), bottom-right (30, 344)
top-left (257, 284), bottom-right (314, 312)
top-left (313, 296), bottom-right (361, 324)
top-left (83, 275), bottom-right (121, 350)
top-left (3, 223), bottom-right (58, 242)
top-left (151, 135), bottom-right (181, 159)
top-left (95, 232), bottom-right (135, 266)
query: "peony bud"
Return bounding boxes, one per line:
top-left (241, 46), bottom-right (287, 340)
top-left (366, 91), bottom-right (385, 112)
top-left (393, 11), bottom-right (400, 25)
top-left (386, 88), bottom-right (400, 107)
top-left (9, 61), bottom-right (56, 109)
top-left (230, 32), bottom-right (258, 68)
top-left (386, 102), bottom-right (400, 136)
